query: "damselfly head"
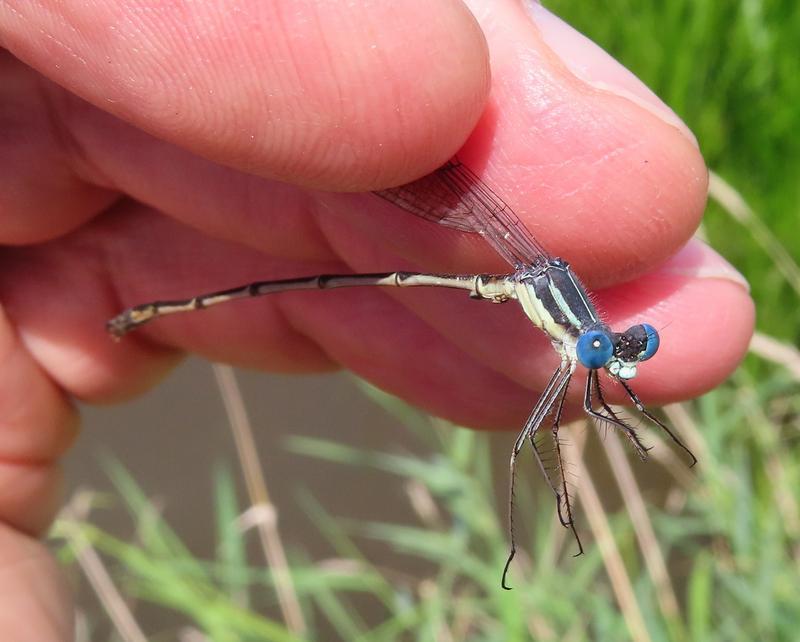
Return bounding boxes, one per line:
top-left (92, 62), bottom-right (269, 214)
top-left (605, 323), bottom-right (660, 380)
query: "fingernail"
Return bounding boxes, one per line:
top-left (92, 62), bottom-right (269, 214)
top-left (523, 2), bottom-right (699, 148)
top-left (659, 238), bottom-right (750, 291)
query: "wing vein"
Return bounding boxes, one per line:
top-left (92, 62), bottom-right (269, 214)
top-left (374, 159), bottom-right (550, 268)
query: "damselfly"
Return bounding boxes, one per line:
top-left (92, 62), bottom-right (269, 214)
top-left (108, 159), bottom-right (697, 589)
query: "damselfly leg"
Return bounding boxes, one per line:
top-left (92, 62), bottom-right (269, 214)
top-left (502, 361), bottom-right (574, 590)
top-left (585, 369), bottom-right (651, 461)
top-left (619, 379), bottom-right (698, 467)
top-left (529, 376), bottom-right (583, 549)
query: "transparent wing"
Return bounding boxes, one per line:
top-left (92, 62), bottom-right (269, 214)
top-left (374, 159), bottom-right (551, 268)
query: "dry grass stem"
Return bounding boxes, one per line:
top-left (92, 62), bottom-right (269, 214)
top-left (60, 491), bottom-right (148, 642)
top-left (603, 431), bottom-right (685, 635)
top-left (708, 171), bottom-right (800, 296)
top-left (749, 332), bottom-right (800, 381)
top-left (663, 403), bottom-right (710, 466)
top-left (573, 426), bottom-right (653, 642)
top-left (404, 478), bottom-right (444, 529)
top-left (212, 364), bottom-right (306, 635)
top-left (645, 433), bottom-right (697, 490)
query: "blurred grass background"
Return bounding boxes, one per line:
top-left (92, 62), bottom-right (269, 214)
top-left (55, 1), bottom-right (800, 641)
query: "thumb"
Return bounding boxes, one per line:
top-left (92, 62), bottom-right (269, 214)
top-left (0, 0), bottom-right (490, 190)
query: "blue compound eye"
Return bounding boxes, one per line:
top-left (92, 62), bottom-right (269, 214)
top-left (639, 323), bottom-right (660, 361)
top-left (576, 330), bottom-right (614, 370)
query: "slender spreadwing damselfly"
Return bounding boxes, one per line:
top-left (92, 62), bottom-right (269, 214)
top-left (107, 159), bottom-right (697, 589)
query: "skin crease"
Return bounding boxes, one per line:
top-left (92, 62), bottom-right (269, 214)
top-left (0, 0), bottom-right (754, 638)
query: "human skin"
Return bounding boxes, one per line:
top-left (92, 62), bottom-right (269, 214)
top-left (0, 0), bottom-right (753, 638)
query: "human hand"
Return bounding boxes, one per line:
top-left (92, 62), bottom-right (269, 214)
top-left (0, 0), bottom-right (753, 638)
